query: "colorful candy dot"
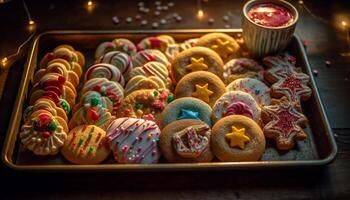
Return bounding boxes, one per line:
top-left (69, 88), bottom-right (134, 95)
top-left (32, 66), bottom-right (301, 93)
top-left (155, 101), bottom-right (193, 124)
top-left (78, 138), bottom-right (84, 147)
top-left (48, 120), bottom-right (57, 131)
top-left (167, 95), bottom-right (174, 103)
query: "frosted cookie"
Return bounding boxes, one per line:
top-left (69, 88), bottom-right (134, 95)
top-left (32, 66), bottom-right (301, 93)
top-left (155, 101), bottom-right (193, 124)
top-left (85, 63), bottom-right (125, 86)
top-left (159, 97), bottom-right (212, 129)
top-left (129, 61), bottom-right (171, 88)
top-left (24, 99), bottom-right (68, 123)
top-left (211, 115), bottom-right (265, 161)
top-left (165, 38), bottom-right (198, 63)
top-left (81, 78), bottom-right (124, 114)
top-left (226, 78), bottom-right (271, 106)
top-left (96, 51), bottom-right (133, 80)
top-left (20, 111), bottom-right (67, 155)
top-left (263, 55), bottom-right (296, 70)
top-left (95, 41), bottom-right (117, 59)
top-left (132, 49), bottom-right (170, 69)
top-left (223, 58), bottom-right (264, 84)
top-left (72, 91), bottom-right (113, 115)
top-left (125, 75), bottom-right (166, 95)
top-left (105, 118), bottom-right (161, 164)
top-left (61, 125), bottom-right (110, 164)
top-left (174, 71), bottom-right (226, 107)
top-left (112, 38), bottom-right (137, 57)
top-left (212, 91), bottom-right (261, 123)
top-left (159, 119), bottom-right (214, 163)
top-left (261, 97), bottom-right (308, 150)
top-left (171, 47), bottom-right (224, 83)
top-left (117, 89), bottom-right (174, 122)
top-left (137, 35), bottom-right (175, 52)
top-left (197, 33), bottom-right (241, 62)
top-left (53, 44), bottom-right (85, 67)
top-left (32, 92), bottom-right (71, 115)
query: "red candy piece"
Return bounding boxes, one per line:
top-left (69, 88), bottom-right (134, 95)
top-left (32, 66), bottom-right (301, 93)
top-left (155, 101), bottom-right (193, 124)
top-left (41, 131), bottom-right (51, 138)
top-left (87, 108), bottom-right (100, 121)
top-left (37, 113), bottom-right (52, 127)
top-left (149, 37), bottom-right (162, 48)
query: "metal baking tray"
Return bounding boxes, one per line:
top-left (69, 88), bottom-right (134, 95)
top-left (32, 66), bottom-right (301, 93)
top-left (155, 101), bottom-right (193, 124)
top-left (1, 30), bottom-right (337, 171)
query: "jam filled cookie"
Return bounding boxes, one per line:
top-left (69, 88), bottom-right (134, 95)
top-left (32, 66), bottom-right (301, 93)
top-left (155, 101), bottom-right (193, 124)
top-left (223, 58), bottom-right (264, 84)
top-left (137, 35), bottom-right (175, 52)
top-left (196, 33), bottom-right (241, 62)
top-left (105, 117), bottom-right (161, 164)
top-left (20, 111), bottom-right (68, 155)
top-left (171, 46), bottom-right (224, 83)
top-left (125, 75), bottom-right (166, 95)
top-left (117, 89), bottom-right (174, 122)
top-left (160, 119), bottom-right (214, 163)
top-left (85, 63), bottom-right (125, 86)
top-left (132, 49), bottom-right (170, 69)
top-left (226, 78), bottom-right (271, 106)
top-left (96, 51), bottom-right (133, 80)
top-left (211, 115), bottom-right (265, 162)
top-left (212, 91), bottom-right (261, 124)
top-left (174, 71), bottom-right (226, 107)
top-left (61, 125), bottom-right (110, 164)
top-left (261, 97), bottom-right (308, 150)
top-left (159, 97), bottom-right (212, 129)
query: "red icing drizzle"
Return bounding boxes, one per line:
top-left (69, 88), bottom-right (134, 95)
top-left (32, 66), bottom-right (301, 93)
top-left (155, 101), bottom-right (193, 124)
top-left (248, 4), bottom-right (294, 27)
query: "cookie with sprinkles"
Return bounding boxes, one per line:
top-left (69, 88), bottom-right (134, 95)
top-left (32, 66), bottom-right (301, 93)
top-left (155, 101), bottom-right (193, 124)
top-left (105, 117), bottom-right (161, 164)
top-left (61, 125), bottom-right (110, 164)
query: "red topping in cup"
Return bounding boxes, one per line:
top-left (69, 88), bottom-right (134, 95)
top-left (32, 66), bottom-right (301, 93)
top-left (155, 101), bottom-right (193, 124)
top-left (248, 4), bottom-right (294, 27)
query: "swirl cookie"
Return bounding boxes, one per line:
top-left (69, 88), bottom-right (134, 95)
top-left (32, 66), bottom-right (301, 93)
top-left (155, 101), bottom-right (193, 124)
top-left (174, 71), bottom-right (226, 107)
top-left (226, 78), bottom-right (271, 106)
top-left (125, 75), bottom-right (166, 95)
top-left (165, 38), bottom-right (198, 63)
top-left (105, 118), bottom-right (161, 164)
top-left (81, 78), bottom-right (124, 114)
top-left (212, 91), bottom-right (261, 123)
top-left (261, 97), bottom-right (308, 150)
top-left (20, 111), bottom-right (68, 155)
top-left (72, 91), bottom-right (113, 115)
top-left (129, 61), bottom-right (171, 88)
top-left (97, 51), bottom-right (133, 80)
top-left (137, 35), bottom-right (175, 52)
top-left (211, 115), bottom-right (265, 161)
top-left (160, 119), bottom-right (214, 163)
top-left (159, 97), bottom-right (212, 129)
top-left (61, 125), bottom-right (110, 164)
top-left (132, 49), bottom-right (170, 69)
top-left (112, 38), bottom-right (137, 57)
top-left (223, 58), bottom-right (264, 84)
top-left (95, 41), bottom-right (117, 59)
top-left (171, 47), bottom-right (224, 83)
top-left (85, 63), bottom-right (125, 86)
top-left (117, 89), bottom-right (174, 122)
top-left (197, 33), bottom-right (241, 62)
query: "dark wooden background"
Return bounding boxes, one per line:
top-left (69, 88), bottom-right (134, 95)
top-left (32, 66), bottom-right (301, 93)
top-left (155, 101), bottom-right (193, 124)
top-left (0, 0), bottom-right (349, 199)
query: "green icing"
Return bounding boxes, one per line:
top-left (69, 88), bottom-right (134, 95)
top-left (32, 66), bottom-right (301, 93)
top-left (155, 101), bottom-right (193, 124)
top-left (167, 95), bottom-right (174, 103)
top-left (91, 97), bottom-right (100, 107)
top-left (59, 99), bottom-right (70, 114)
top-left (48, 120), bottom-right (57, 131)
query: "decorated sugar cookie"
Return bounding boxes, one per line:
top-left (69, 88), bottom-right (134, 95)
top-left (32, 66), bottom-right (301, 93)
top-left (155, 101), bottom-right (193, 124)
top-left (105, 118), bottom-right (161, 164)
top-left (112, 38), bottom-right (137, 57)
top-left (24, 99), bottom-right (68, 123)
top-left (61, 125), bottom-right (110, 164)
top-left (125, 75), bottom-right (166, 95)
top-left (132, 49), bottom-right (170, 69)
top-left (223, 58), bottom-right (264, 84)
top-left (85, 63), bottom-right (125, 86)
top-left (226, 78), bottom-right (271, 106)
top-left (165, 38), bottom-right (198, 63)
top-left (137, 35), bottom-right (175, 52)
top-left (94, 41), bottom-right (117, 60)
top-left (261, 97), bottom-right (308, 150)
top-left (97, 51), bottom-right (133, 80)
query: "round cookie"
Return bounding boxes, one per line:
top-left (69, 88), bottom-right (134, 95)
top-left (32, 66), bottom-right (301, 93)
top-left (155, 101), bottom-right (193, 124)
top-left (174, 71), bottom-right (226, 107)
top-left (160, 119), bottom-right (214, 163)
top-left (165, 38), bottom-right (198, 63)
top-left (196, 33), bottom-right (241, 62)
top-left (223, 58), bottom-right (264, 84)
top-left (95, 41), bottom-right (117, 60)
top-left (171, 46), bottom-right (224, 83)
top-left (212, 91), bottom-right (261, 123)
top-left (159, 97), bottom-right (212, 129)
top-left (137, 35), bottom-right (175, 52)
top-left (112, 38), bottom-right (137, 57)
top-left (117, 89), bottom-right (174, 122)
top-left (72, 91), bottom-right (113, 114)
top-left (85, 63), bottom-right (125, 86)
top-left (97, 51), bottom-right (133, 80)
top-left (20, 111), bottom-right (67, 155)
top-left (105, 118), bottom-right (161, 164)
top-left (61, 125), bottom-right (111, 164)
top-left (53, 44), bottom-right (85, 67)
top-left (226, 78), bottom-right (271, 106)
top-left (125, 75), bottom-right (166, 95)
top-left (24, 99), bottom-right (68, 123)
top-left (132, 49), bottom-right (170, 69)
top-left (211, 115), bottom-right (265, 162)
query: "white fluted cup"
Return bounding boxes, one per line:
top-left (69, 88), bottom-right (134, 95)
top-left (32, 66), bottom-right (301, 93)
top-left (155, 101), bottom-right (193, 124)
top-left (242, 0), bottom-right (299, 57)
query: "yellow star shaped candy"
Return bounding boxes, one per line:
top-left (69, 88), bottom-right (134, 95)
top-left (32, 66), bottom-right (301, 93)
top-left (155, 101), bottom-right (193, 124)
top-left (211, 38), bottom-right (235, 58)
top-left (192, 83), bottom-right (213, 103)
top-left (225, 126), bottom-right (250, 149)
top-left (186, 57), bottom-right (208, 72)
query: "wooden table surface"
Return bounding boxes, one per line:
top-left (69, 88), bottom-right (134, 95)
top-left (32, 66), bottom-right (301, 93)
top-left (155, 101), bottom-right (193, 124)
top-left (0, 0), bottom-right (350, 199)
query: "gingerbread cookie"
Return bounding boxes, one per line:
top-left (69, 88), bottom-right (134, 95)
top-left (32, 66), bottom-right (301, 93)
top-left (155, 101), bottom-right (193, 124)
top-left (117, 89), bottom-right (174, 122)
top-left (96, 51), bottom-right (133, 80)
top-left (226, 78), bottom-right (271, 106)
top-left (196, 33), bottom-right (240, 62)
top-left (171, 47), bottom-right (224, 83)
top-left (174, 71), bottom-right (226, 107)
top-left (85, 63), bottom-right (125, 86)
top-left (159, 119), bottom-right (214, 163)
top-left (125, 75), bottom-right (166, 95)
top-left (212, 91), bottom-right (261, 123)
top-left (211, 115), bottom-right (265, 161)
top-left (105, 118), bottom-right (161, 164)
top-left (159, 97), bottom-right (212, 129)
top-left (20, 111), bottom-right (67, 155)
top-left (132, 49), bottom-right (170, 69)
top-left (263, 55), bottom-right (296, 70)
top-left (223, 58), bottom-right (264, 84)
top-left (261, 97), bottom-right (308, 150)
top-left (61, 125), bottom-right (110, 164)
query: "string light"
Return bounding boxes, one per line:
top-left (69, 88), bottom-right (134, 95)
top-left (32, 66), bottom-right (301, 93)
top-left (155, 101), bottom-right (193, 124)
top-left (28, 20), bottom-right (35, 25)
top-left (197, 9), bottom-right (204, 18)
top-left (298, 0), bottom-right (304, 5)
top-left (342, 20), bottom-right (347, 27)
top-left (1, 57), bottom-right (8, 68)
top-left (87, 0), bottom-right (93, 6)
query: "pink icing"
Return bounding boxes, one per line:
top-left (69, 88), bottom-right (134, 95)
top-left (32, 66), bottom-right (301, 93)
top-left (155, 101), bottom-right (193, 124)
top-left (224, 101), bottom-right (254, 119)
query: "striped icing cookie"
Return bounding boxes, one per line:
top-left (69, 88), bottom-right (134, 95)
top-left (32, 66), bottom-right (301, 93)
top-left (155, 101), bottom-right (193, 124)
top-left (97, 51), bottom-right (133, 80)
top-left (85, 63), bottom-right (125, 86)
